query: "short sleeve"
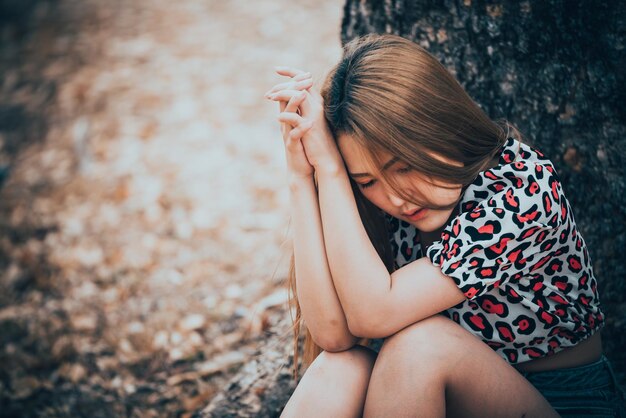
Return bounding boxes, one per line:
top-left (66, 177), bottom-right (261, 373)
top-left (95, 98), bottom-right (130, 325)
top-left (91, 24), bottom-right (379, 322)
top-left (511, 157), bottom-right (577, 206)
top-left (426, 161), bottom-right (563, 300)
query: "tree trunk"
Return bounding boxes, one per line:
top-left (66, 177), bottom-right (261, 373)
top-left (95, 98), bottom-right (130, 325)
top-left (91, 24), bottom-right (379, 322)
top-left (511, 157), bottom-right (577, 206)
top-left (342, 0), bottom-right (625, 384)
top-left (197, 313), bottom-right (300, 418)
top-left (201, 1), bottom-right (625, 416)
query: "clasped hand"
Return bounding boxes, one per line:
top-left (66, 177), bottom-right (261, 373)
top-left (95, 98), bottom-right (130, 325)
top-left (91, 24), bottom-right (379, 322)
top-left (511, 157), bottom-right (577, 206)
top-left (265, 67), bottom-right (344, 180)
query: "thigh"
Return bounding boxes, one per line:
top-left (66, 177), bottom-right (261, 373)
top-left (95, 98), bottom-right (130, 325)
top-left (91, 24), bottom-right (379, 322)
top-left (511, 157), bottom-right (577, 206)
top-left (366, 315), bottom-right (559, 418)
top-left (281, 345), bottom-right (378, 418)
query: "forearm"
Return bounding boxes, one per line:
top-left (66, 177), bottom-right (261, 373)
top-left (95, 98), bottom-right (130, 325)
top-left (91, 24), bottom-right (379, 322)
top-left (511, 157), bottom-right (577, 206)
top-left (289, 175), bottom-right (358, 350)
top-left (316, 166), bottom-right (391, 334)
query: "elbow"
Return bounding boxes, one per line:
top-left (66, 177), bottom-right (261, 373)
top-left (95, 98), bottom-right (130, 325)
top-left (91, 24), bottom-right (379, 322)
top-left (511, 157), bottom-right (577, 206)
top-left (347, 313), bottom-right (389, 340)
top-left (315, 334), bottom-right (358, 352)
top-left (346, 314), bottom-right (378, 340)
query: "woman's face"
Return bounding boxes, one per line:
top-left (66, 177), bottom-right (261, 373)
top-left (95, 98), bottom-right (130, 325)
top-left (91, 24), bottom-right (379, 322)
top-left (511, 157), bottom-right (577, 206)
top-left (337, 134), bottom-right (463, 233)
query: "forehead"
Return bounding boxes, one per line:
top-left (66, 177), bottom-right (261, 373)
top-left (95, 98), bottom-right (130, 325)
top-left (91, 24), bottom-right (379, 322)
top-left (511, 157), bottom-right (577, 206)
top-left (337, 133), bottom-right (464, 173)
top-left (337, 133), bottom-right (393, 173)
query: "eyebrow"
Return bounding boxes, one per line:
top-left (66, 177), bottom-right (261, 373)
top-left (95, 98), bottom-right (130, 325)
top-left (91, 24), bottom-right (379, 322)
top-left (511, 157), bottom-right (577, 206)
top-left (349, 156), bottom-right (400, 178)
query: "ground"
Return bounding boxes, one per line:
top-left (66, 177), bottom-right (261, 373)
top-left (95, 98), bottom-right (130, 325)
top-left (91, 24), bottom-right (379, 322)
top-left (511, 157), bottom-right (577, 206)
top-left (0, 1), bottom-right (343, 416)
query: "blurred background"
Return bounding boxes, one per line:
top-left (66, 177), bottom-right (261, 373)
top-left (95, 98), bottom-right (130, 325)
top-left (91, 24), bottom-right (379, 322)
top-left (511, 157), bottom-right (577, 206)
top-left (0, 0), bottom-right (343, 416)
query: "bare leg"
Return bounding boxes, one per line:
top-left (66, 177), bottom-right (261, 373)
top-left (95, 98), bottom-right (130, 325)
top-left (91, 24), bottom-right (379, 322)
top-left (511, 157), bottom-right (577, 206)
top-left (364, 315), bottom-right (559, 418)
top-left (280, 345), bottom-right (377, 418)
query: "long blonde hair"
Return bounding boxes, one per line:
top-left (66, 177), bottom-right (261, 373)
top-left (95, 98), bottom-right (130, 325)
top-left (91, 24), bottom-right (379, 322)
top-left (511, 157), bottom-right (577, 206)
top-left (287, 33), bottom-right (524, 380)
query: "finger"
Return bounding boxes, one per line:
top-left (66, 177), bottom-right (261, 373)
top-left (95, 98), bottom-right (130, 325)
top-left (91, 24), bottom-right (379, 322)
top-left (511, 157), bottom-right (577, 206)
top-left (288, 120), bottom-right (313, 141)
top-left (265, 78), bottom-right (313, 97)
top-left (267, 89), bottom-right (305, 102)
top-left (278, 112), bottom-right (306, 127)
top-left (285, 91), bottom-right (306, 113)
top-left (274, 66), bottom-right (307, 77)
top-left (292, 72), bottom-right (312, 82)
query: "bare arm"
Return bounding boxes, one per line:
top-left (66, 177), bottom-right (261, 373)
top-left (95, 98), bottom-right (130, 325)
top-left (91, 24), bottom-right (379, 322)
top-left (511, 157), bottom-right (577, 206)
top-left (316, 166), bottom-right (465, 338)
top-left (289, 173), bottom-right (359, 351)
top-left (267, 69), bottom-right (358, 351)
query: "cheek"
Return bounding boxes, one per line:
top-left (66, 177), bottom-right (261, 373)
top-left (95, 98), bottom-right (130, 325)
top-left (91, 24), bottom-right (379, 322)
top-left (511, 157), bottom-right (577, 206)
top-left (360, 189), bottom-right (390, 211)
top-left (420, 183), bottom-right (462, 205)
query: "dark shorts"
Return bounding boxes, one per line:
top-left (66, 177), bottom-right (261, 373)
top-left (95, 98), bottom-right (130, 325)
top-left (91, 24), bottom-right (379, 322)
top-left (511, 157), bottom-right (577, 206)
top-left (520, 355), bottom-right (626, 417)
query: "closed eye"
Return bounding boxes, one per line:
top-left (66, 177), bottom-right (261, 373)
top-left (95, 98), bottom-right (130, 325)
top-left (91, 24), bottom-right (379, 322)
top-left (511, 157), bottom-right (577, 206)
top-left (397, 166), bottom-right (412, 174)
top-left (358, 180), bottom-right (376, 189)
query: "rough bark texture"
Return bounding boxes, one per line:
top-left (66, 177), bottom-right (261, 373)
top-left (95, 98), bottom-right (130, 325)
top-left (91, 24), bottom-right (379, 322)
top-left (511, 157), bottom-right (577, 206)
top-left (341, 0), bottom-right (626, 385)
top-left (197, 313), bottom-right (299, 418)
top-left (200, 2), bottom-right (625, 415)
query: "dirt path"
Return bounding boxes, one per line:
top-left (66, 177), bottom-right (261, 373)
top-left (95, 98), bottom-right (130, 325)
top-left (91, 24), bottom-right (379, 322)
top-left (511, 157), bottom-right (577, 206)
top-left (0, 1), bottom-right (342, 416)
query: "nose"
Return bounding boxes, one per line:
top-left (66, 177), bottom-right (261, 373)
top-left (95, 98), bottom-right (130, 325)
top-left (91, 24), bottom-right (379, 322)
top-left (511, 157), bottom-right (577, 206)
top-left (387, 190), bottom-right (406, 207)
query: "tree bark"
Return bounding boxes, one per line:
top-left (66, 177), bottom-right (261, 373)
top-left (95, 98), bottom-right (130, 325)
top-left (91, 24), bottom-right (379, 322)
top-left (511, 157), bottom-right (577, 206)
top-left (197, 313), bottom-right (300, 418)
top-left (201, 2), bottom-right (625, 416)
top-left (341, 0), bottom-right (625, 385)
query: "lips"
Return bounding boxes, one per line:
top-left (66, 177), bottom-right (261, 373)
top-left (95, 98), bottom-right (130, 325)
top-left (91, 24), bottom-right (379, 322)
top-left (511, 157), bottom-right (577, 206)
top-left (403, 207), bottom-right (428, 221)
top-left (403, 208), bottom-right (422, 217)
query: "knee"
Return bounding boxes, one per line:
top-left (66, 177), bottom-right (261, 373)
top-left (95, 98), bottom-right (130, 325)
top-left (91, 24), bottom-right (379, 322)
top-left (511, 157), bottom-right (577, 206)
top-left (306, 345), bottom-right (377, 379)
top-left (378, 314), bottom-right (463, 363)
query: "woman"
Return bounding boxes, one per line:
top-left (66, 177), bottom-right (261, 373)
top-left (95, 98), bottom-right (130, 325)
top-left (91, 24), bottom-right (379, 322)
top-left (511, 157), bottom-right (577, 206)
top-left (265, 34), bottom-right (624, 417)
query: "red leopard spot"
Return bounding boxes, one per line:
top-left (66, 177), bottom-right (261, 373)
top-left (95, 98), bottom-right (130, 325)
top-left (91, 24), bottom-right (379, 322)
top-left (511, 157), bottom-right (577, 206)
top-left (479, 268), bottom-right (494, 277)
top-left (580, 274), bottom-right (588, 286)
top-left (449, 261), bottom-right (462, 270)
top-left (507, 249), bottom-right (522, 264)
top-left (505, 190), bottom-right (518, 207)
top-left (533, 282), bottom-right (544, 292)
top-left (517, 211), bottom-right (538, 223)
top-left (569, 257), bottom-right (582, 271)
top-left (478, 224), bottom-right (494, 234)
top-left (469, 314), bottom-right (486, 330)
top-left (543, 194), bottom-right (552, 213)
top-left (464, 287), bottom-right (478, 298)
top-left (452, 220), bottom-right (461, 237)
top-left (548, 294), bottom-right (568, 304)
top-left (485, 171), bottom-right (498, 180)
top-left (541, 311), bottom-right (555, 324)
top-left (482, 300), bottom-right (505, 315)
top-left (521, 226), bottom-right (540, 239)
top-left (536, 231), bottom-right (547, 242)
top-left (551, 180), bottom-right (559, 200)
top-left (498, 325), bottom-right (514, 342)
top-left (531, 254), bottom-right (551, 272)
top-left (555, 281), bottom-right (568, 291)
top-left (489, 237), bottom-right (512, 255)
top-left (525, 347), bottom-right (543, 358)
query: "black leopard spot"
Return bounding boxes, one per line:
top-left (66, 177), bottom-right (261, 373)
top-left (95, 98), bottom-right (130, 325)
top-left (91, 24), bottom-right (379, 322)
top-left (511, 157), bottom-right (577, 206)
top-left (512, 315), bottom-right (536, 335)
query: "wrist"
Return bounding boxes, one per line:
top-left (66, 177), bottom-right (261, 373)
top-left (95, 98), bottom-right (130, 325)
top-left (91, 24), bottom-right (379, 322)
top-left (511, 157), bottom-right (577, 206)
top-left (315, 161), bottom-right (345, 179)
top-left (288, 174), bottom-right (315, 192)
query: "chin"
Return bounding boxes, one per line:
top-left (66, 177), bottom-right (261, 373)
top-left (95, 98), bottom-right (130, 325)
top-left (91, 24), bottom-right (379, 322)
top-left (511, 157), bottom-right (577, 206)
top-left (411, 216), bottom-right (449, 233)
